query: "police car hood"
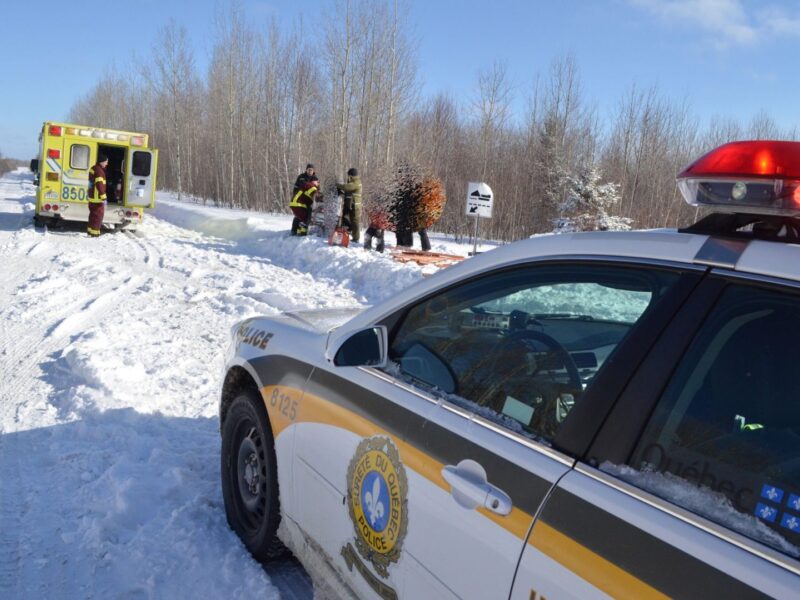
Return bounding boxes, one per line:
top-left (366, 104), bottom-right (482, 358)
top-left (283, 307), bottom-right (366, 333)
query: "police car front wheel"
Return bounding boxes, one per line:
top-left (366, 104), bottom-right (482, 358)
top-left (221, 390), bottom-right (282, 562)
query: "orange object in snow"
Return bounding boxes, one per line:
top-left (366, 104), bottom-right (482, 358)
top-left (328, 226), bottom-right (350, 247)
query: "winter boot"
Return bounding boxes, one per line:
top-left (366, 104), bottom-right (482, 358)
top-left (419, 229), bottom-right (431, 251)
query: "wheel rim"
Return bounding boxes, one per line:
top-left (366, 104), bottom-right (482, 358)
top-left (234, 423), bottom-right (267, 530)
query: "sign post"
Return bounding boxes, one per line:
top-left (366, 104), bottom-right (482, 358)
top-left (466, 182), bottom-right (493, 256)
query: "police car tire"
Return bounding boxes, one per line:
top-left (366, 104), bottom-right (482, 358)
top-left (221, 390), bottom-right (282, 562)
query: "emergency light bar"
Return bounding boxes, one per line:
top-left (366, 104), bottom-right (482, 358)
top-left (56, 125), bottom-right (144, 145)
top-left (677, 141), bottom-right (800, 217)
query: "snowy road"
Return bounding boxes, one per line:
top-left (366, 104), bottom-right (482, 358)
top-left (0, 169), bottom-right (454, 599)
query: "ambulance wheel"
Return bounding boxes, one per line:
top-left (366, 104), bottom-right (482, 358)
top-left (221, 389), bottom-right (284, 562)
top-left (33, 215), bottom-right (49, 227)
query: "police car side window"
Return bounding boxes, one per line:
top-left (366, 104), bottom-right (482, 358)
top-left (625, 284), bottom-right (800, 558)
top-left (387, 264), bottom-right (679, 444)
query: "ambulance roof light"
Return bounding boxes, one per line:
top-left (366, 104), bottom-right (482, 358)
top-left (49, 125), bottom-right (62, 136)
top-left (677, 141), bottom-right (800, 217)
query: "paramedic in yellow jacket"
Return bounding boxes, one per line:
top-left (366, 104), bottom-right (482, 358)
top-left (289, 177), bottom-right (320, 236)
top-left (87, 154), bottom-right (109, 237)
top-left (337, 168), bottom-right (362, 242)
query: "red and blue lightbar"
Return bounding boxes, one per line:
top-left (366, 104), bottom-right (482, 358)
top-left (677, 141), bottom-right (800, 216)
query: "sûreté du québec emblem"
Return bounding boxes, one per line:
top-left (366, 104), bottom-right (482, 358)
top-left (341, 436), bottom-right (408, 599)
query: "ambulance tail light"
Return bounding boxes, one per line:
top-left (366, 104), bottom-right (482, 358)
top-left (678, 141), bottom-right (800, 216)
top-left (52, 204), bottom-right (59, 211)
top-left (47, 149), bottom-right (60, 159)
top-left (49, 125), bottom-right (62, 136)
top-left (46, 172), bottom-right (59, 182)
top-left (44, 204), bottom-right (51, 211)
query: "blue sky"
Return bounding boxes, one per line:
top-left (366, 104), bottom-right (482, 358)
top-left (1, 0), bottom-right (799, 159)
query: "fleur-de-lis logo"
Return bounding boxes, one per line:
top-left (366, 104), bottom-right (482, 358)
top-left (760, 505), bottom-right (775, 519)
top-left (786, 516), bottom-right (799, 531)
top-left (345, 436), bottom-right (409, 579)
top-left (365, 476), bottom-right (385, 527)
top-left (765, 487), bottom-right (779, 501)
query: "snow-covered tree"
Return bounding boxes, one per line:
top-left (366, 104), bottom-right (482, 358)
top-left (553, 166), bottom-right (632, 233)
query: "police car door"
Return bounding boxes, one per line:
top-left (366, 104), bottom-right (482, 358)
top-left (512, 273), bottom-right (800, 599)
top-left (296, 259), bottom-right (695, 599)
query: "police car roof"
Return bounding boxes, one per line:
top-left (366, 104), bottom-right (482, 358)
top-left (339, 226), bottom-right (800, 339)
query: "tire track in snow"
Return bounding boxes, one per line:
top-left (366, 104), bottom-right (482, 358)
top-left (0, 175), bottom-right (341, 598)
top-left (0, 231), bottom-right (151, 427)
top-left (0, 434), bottom-right (23, 600)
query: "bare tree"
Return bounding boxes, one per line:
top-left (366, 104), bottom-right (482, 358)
top-left (146, 20), bottom-right (197, 200)
top-left (67, 4), bottom-right (799, 240)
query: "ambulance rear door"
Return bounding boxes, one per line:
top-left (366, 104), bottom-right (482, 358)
top-left (125, 148), bottom-right (157, 209)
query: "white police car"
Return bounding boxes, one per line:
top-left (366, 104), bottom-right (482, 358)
top-left (220, 141), bottom-right (800, 599)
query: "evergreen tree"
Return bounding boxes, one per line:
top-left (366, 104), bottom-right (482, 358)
top-left (553, 166), bottom-right (632, 232)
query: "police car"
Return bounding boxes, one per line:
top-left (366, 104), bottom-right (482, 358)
top-left (220, 141), bottom-right (800, 599)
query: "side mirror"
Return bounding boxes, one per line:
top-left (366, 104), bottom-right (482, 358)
top-left (30, 159), bottom-right (39, 173)
top-left (331, 326), bottom-right (388, 368)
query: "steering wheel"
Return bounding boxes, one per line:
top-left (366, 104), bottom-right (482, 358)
top-left (502, 329), bottom-right (582, 390)
top-left (478, 329), bottom-right (583, 438)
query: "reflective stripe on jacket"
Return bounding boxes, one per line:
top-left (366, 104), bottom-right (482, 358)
top-left (289, 185), bottom-right (318, 208)
top-left (88, 164), bottom-right (108, 203)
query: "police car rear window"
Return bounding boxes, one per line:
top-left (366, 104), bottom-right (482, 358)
top-left (626, 284), bottom-right (800, 558)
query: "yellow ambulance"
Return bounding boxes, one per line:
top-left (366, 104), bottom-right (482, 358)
top-left (32, 121), bottom-right (158, 231)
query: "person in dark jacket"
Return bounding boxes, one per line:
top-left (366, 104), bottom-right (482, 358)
top-left (291, 164), bottom-right (320, 235)
top-left (289, 179), bottom-right (320, 236)
top-left (336, 167), bottom-right (362, 242)
top-left (87, 154), bottom-right (109, 237)
top-left (293, 164), bottom-right (318, 194)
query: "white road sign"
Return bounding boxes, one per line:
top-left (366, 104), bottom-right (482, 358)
top-left (466, 182), bottom-right (493, 218)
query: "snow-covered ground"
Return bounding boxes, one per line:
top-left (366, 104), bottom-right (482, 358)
top-left (0, 169), bottom-right (475, 599)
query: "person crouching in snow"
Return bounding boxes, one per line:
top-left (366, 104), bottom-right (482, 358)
top-left (289, 178), bottom-right (320, 236)
top-left (363, 219), bottom-right (385, 253)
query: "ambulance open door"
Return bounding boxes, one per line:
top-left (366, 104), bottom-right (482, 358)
top-left (125, 148), bottom-right (158, 209)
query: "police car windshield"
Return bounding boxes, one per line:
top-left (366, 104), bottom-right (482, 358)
top-left (473, 282), bottom-right (652, 325)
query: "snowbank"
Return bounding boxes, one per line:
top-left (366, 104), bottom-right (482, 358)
top-left (153, 195), bottom-right (460, 305)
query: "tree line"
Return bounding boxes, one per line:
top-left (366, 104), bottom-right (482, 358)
top-left (68, 0), bottom-right (799, 242)
top-left (0, 152), bottom-right (24, 177)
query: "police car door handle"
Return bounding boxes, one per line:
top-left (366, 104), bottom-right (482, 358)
top-left (442, 459), bottom-right (512, 516)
